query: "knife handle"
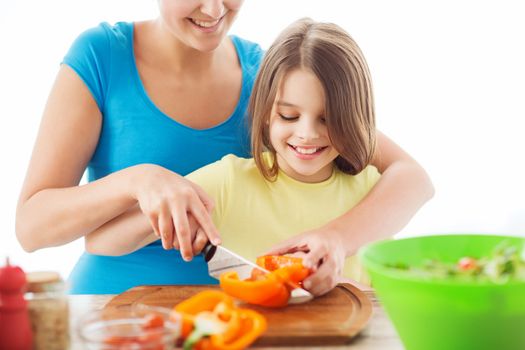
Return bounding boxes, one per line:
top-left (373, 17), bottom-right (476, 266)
top-left (202, 242), bottom-right (217, 262)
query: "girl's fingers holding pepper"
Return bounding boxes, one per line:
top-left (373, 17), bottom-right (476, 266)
top-left (303, 254), bottom-right (342, 296)
top-left (263, 237), bottom-right (308, 257)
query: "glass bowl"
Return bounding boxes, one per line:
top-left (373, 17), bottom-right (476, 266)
top-left (78, 304), bottom-right (180, 350)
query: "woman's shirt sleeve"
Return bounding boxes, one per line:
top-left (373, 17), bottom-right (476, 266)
top-left (62, 23), bottom-right (111, 112)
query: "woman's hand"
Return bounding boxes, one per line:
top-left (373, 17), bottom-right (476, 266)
top-left (263, 228), bottom-right (346, 296)
top-left (130, 164), bottom-right (221, 261)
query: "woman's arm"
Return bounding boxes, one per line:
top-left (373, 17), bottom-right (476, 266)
top-left (265, 131), bottom-right (434, 295)
top-left (16, 65), bottom-right (136, 251)
top-left (16, 66), bottom-right (219, 258)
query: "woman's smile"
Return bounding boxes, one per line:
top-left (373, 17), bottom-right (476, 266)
top-left (187, 13), bottom-right (226, 33)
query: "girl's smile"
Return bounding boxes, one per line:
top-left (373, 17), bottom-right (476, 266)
top-left (288, 144), bottom-right (329, 159)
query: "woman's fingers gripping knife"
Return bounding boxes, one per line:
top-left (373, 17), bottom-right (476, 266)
top-left (170, 186), bottom-right (220, 261)
top-left (189, 182), bottom-right (221, 246)
top-left (171, 206), bottom-right (193, 261)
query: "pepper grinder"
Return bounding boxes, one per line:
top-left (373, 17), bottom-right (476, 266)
top-left (0, 257), bottom-right (33, 350)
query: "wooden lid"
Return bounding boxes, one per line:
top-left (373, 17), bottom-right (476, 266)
top-left (25, 271), bottom-right (62, 293)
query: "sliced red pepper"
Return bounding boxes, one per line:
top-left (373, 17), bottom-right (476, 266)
top-left (143, 313), bottom-right (165, 329)
top-left (102, 313), bottom-right (166, 350)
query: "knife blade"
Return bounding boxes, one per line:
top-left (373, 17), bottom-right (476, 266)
top-left (202, 243), bottom-right (313, 304)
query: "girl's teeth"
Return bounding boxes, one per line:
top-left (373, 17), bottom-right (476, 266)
top-left (191, 18), bottom-right (219, 28)
top-left (295, 147), bottom-right (319, 155)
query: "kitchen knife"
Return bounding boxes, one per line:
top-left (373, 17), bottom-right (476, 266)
top-left (202, 243), bottom-right (313, 304)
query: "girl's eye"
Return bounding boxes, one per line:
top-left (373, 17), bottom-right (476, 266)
top-left (278, 113), bottom-right (298, 121)
top-left (320, 117), bottom-right (326, 124)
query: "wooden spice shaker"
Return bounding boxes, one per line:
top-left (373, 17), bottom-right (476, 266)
top-left (25, 271), bottom-right (70, 350)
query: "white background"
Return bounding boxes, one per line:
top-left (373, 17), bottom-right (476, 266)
top-left (1, 0), bottom-right (524, 278)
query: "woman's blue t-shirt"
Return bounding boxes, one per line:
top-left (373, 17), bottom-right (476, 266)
top-left (64, 22), bottom-right (263, 294)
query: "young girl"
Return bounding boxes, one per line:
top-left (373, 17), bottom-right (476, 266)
top-left (17, 0), bottom-right (433, 295)
top-left (87, 18), bottom-right (396, 295)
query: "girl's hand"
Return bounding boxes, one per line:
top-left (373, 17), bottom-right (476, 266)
top-left (130, 164), bottom-right (221, 261)
top-left (263, 228), bottom-right (346, 296)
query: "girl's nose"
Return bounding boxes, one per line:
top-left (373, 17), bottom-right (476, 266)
top-left (200, 0), bottom-right (225, 19)
top-left (296, 119), bottom-right (320, 141)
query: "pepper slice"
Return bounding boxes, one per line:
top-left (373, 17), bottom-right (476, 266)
top-left (257, 255), bottom-right (310, 285)
top-left (173, 290), bottom-right (266, 350)
top-left (219, 271), bottom-right (287, 306)
top-left (256, 255), bottom-right (304, 270)
top-left (220, 256), bottom-right (311, 308)
top-left (205, 309), bottom-right (267, 350)
top-left (175, 290), bottom-right (235, 315)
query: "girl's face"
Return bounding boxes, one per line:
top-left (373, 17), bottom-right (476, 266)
top-left (269, 69), bottom-right (340, 183)
top-left (158, 0), bottom-right (244, 52)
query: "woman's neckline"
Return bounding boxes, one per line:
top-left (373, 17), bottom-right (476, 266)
top-left (129, 21), bottom-right (247, 133)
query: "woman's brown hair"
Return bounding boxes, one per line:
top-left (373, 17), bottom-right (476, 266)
top-left (249, 18), bottom-right (376, 180)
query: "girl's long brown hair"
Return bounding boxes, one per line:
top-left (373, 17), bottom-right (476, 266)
top-left (249, 18), bottom-right (376, 180)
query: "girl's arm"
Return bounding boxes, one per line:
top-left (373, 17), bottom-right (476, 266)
top-left (84, 205), bottom-right (157, 256)
top-left (16, 66), bottom-right (219, 259)
top-left (265, 131), bottom-right (434, 295)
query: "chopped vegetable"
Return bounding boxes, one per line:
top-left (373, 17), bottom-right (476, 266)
top-left (219, 255), bottom-right (311, 308)
top-left (102, 313), bottom-right (166, 349)
top-left (387, 241), bottom-right (525, 282)
top-left (173, 290), bottom-right (266, 350)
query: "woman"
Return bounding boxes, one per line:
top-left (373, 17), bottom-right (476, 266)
top-left (15, 0), bottom-right (433, 294)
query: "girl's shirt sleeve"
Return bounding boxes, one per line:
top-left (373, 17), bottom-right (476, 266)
top-left (364, 165), bottom-right (381, 189)
top-left (62, 23), bottom-right (111, 112)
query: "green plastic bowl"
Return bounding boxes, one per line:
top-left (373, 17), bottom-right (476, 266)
top-left (359, 234), bottom-right (525, 350)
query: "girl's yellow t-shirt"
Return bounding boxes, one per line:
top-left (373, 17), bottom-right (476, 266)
top-left (186, 153), bottom-right (380, 284)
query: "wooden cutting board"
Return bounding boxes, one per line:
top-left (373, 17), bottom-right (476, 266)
top-left (104, 283), bottom-right (371, 346)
